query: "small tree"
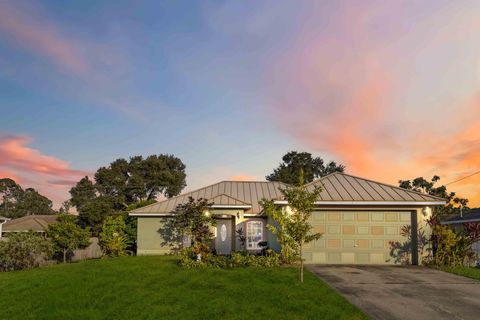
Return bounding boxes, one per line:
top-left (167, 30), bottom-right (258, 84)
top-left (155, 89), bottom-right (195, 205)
top-left (0, 232), bottom-right (53, 271)
top-left (262, 179), bottom-right (322, 282)
top-left (99, 215), bottom-right (130, 257)
top-left (47, 214), bottom-right (90, 263)
top-left (162, 197), bottom-right (215, 255)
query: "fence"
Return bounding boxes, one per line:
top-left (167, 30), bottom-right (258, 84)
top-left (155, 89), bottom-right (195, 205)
top-left (72, 237), bottom-right (103, 261)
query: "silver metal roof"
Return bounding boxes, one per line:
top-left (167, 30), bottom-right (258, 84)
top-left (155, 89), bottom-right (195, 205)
top-left (130, 172), bottom-right (445, 215)
top-left (304, 172), bottom-right (446, 202)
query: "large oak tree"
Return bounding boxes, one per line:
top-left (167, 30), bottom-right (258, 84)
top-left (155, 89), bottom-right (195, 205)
top-left (266, 151), bottom-right (345, 185)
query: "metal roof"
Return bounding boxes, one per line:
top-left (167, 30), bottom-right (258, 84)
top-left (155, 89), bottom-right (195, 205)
top-left (130, 172), bottom-right (445, 216)
top-left (442, 208), bottom-right (480, 224)
top-left (2, 215), bottom-right (58, 233)
top-left (131, 181), bottom-right (286, 214)
top-left (303, 172), bottom-right (446, 202)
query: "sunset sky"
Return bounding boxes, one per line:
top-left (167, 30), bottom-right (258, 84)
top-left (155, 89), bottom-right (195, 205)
top-left (0, 1), bottom-right (479, 207)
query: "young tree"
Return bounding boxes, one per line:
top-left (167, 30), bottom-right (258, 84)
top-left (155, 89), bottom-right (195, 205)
top-left (47, 214), bottom-right (90, 263)
top-left (162, 197), bottom-right (215, 254)
top-left (266, 151), bottom-right (345, 185)
top-left (262, 179), bottom-right (322, 282)
top-left (99, 215), bottom-right (130, 257)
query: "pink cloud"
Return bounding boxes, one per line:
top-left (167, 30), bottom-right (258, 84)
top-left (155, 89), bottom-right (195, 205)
top-left (264, 3), bottom-right (480, 205)
top-left (0, 134), bottom-right (90, 206)
top-left (0, 2), bottom-right (88, 75)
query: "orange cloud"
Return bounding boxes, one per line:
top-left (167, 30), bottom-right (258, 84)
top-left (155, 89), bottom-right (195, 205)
top-left (265, 3), bottom-right (480, 206)
top-left (0, 134), bottom-right (89, 206)
top-left (228, 175), bottom-right (258, 181)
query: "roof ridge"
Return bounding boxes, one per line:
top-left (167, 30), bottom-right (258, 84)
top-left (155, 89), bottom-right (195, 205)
top-left (129, 181), bottom-right (225, 212)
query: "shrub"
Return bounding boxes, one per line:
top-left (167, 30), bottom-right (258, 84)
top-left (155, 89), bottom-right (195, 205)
top-left (99, 215), bottom-right (130, 257)
top-left (180, 249), bottom-right (281, 269)
top-left (0, 232), bottom-right (53, 271)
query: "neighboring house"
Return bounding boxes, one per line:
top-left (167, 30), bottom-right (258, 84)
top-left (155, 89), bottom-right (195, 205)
top-left (1, 214), bottom-right (103, 260)
top-left (441, 208), bottom-right (480, 261)
top-left (1, 215), bottom-right (58, 237)
top-left (129, 172), bottom-right (445, 265)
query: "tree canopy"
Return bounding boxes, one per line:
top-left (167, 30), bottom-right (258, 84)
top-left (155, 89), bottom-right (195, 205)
top-left (0, 178), bottom-right (55, 218)
top-left (266, 151), bottom-right (345, 185)
top-left (69, 154), bottom-right (187, 232)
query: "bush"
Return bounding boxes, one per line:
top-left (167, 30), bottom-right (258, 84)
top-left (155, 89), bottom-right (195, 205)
top-left (180, 249), bottom-right (281, 269)
top-left (99, 215), bottom-right (130, 257)
top-left (0, 232), bottom-right (53, 271)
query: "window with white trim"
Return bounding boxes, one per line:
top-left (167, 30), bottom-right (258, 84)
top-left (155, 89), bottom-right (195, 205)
top-left (246, 221), bottom-right (263, 250)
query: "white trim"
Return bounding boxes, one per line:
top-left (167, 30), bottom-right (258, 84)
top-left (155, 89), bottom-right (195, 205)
top-left (211, 205), bottom-right (252, 209)
top-left (128, 213), bottom-right (172, 217)
top-left (0, 217), bottom-right (10, 239)
top-left (273, 200), bottom-right (446, 206)
top-left (441, 219), bottom-right (480, 225)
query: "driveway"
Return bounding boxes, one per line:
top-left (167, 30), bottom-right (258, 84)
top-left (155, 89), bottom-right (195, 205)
top-left (308, 265), bottom-right (480, 320)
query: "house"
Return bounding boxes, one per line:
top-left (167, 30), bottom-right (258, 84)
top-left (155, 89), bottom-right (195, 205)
top-left (129, 172), bottom-right (445, 265)
top-left (1, 215), bottom-right (58, 237)
top-left (441, 208), bottom-right (480, 261)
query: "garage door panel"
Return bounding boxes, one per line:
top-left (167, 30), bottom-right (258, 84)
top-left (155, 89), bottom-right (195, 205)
top-left (307, 211), bottom-right (412, 265)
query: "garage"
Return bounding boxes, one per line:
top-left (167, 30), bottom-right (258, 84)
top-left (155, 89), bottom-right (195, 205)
top-left (304, 210), bottom-right (414, 264)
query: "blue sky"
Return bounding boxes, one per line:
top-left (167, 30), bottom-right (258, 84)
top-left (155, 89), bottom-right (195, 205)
top-left (1, 1), bottom-right (479, 206)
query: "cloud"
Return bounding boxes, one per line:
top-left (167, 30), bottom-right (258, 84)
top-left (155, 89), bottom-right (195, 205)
top-left (264, 2), bottom-right (480, 205)
top-left (0, 134), bottom-right (89, 206)
top-left (0, 1), bottom-right (150, 120)
top-left (228, 175), bottom-right (258, 181)
top-left (0, 2), bottom-right (88, 75)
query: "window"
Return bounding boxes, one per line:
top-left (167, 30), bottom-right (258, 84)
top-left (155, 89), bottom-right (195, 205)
top-left (246, 221), bottom-right (263, 250)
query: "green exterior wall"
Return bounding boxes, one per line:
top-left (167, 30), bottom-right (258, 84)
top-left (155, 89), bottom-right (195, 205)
top-left (137, 217), bottom-right (173, 255)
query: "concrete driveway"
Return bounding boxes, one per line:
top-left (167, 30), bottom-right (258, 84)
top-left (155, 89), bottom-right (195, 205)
top-left (308, 265), bottom-right (480, 320)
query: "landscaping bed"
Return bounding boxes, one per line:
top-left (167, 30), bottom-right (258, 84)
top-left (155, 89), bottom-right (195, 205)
top-left (0, 255), bottom-right (367, 320)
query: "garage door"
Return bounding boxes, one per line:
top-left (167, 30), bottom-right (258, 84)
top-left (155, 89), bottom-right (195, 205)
top-left (304, 211), bottom-right (412, 265)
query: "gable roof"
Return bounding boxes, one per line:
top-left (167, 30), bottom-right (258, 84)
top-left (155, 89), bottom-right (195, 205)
top-left (442, 208), bottom-right (480, 224)
top-left (2, 215), bottom-right (58, 233)
top-left (130, 173), bottom-right (445, 216)
top-left (301, 172), bottom-right (446, 203)
top-left (208, 194), bottom-right (251, 207)
top-left (131, 181), bottom-right (286, 215)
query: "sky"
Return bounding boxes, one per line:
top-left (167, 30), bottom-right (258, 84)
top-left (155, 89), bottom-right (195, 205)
top-left (0, 0), bottom-right (479, 207)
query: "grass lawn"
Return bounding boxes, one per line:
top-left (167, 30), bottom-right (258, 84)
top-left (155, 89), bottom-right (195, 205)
top-left (440, 266), bottom-right (480, 281)
top-left (0, 256), bottom-right (367, 320)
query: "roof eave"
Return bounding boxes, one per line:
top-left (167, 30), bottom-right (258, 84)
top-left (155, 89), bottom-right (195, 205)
top-left (274, 200), bottom-right (446, 206)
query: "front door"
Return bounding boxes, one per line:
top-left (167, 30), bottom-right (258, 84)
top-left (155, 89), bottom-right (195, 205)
top-left (215, 219), bottom-right (232, 255)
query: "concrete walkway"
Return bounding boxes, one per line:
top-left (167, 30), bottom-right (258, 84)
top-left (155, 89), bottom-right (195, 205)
top-left (308, 265), bottom-right (480, 320)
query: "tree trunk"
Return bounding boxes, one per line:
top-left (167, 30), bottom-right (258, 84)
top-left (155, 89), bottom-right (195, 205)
top-left (63, 249), bottom-right (67, 263)
top-left (300, 242), bottom-right (304, 283)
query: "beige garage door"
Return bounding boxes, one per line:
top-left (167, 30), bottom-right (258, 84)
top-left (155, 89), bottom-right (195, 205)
top-left (304, 211), bottom-right (412, 265)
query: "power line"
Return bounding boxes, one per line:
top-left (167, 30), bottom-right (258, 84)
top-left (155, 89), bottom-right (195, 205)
top-left (445, 170), bottom-right (480, 186)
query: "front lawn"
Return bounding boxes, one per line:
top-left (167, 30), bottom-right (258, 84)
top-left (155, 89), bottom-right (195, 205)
top-left (440, 266), bottom-right (480, 281)
top-left (0, 256), bottom-right (367, 320)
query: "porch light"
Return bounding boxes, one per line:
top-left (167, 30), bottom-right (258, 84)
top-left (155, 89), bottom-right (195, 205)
top-left (204, 210), bottom-right (211, 217)
top-left (422, 206), bottom-right (432, 219)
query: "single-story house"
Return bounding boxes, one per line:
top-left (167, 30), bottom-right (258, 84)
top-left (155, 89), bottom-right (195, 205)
top-left (0, 215), bottom-right (58, 238)
top-left (129, 172), bottom-right (446, 265)
top-left (441, 208), bottom-right (480, 260)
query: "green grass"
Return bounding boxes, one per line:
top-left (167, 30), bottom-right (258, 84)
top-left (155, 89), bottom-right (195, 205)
top-left (0, 256), bottom-right (367, 320)
top-left (440, 266), bottom-right (480, 281)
